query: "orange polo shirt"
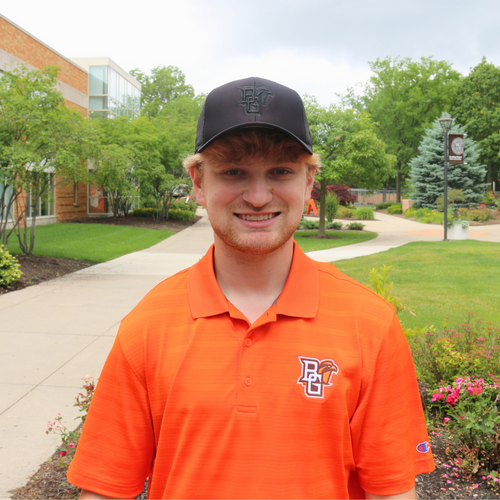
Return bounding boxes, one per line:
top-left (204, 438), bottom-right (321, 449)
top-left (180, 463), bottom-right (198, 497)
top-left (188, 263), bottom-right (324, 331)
top-left (68, 243), bottom-right (434, 499)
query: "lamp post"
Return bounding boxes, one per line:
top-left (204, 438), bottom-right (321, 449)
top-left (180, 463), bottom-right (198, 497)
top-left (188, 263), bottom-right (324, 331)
top-left (438, 117), bottom-right (454, 241)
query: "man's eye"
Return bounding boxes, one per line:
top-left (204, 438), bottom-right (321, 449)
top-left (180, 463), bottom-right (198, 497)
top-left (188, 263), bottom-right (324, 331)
top-left (273, 169), bottom-right (290, 175)
top-left (225, 169), bottom-right (242, 176)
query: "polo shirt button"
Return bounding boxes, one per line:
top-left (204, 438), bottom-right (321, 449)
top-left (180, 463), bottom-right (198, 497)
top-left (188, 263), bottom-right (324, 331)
top-left (245, 377), bottom-right (252, 386)
top-left (245, 338), bottom-right (252, 347)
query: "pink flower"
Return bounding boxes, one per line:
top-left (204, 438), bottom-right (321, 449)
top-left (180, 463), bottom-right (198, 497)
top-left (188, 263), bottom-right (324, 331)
top-left (447, 480), bottom-right (452, 484)
top-left (444, 417), bottom-right (450, 424)
top-left (68, 443), bottom-right (75, 448)
top-left (59, 451), bottom-right (66, 457)
top-left (432, 393), bottom-right (444, 401)
top-left (443, 463), bottom-right (452, 468)
top-left (476, 337), bottom-right (486, 341)
top-left (494, 478), bottom-right (499, 483)
top-left (473, 484), bottom-right (479, 489)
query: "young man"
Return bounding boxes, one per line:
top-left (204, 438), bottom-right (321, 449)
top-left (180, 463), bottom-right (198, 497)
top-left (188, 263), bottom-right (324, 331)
top-left (68, 77), bottom-right (434, 499)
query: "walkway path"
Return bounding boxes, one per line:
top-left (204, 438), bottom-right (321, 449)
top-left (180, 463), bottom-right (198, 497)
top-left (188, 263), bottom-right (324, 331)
top-left (0, 210), bottom-right (498, 498)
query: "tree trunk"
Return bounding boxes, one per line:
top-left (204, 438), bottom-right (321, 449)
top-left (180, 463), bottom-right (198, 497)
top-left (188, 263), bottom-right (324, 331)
top-left (318, 180), bottom-right (327, 237)
top-left (396, 163), bottom-right (402, 203)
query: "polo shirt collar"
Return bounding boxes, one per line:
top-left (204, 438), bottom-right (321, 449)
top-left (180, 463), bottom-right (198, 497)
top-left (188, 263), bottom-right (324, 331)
top-left (187, 242), bottom-right (319, 320)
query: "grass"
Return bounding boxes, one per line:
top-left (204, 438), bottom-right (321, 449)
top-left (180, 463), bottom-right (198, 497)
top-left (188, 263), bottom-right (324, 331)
top-left (294, 230), bottom-right (377, 252)
top-left (333, 240), bottom-right (500, 329)
top-left (7, 223), bottom-right (175, 262)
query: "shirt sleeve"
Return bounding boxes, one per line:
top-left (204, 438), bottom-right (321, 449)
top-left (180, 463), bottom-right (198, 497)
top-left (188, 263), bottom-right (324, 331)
top-left (349, 312), bottom-right (435, 496)
top-left (67, 332), bottom-right (155, 499)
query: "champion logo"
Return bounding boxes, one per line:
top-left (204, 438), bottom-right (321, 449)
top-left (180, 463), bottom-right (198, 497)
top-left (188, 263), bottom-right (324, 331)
top-left (297, 357), bottom-right (339, 399)
top-left (416, 441), bottom-right (431, 453)
top-left (237, 86), bottom-right (274, 115)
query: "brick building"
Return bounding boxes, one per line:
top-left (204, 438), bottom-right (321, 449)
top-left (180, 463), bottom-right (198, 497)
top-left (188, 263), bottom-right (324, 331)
top-left (0, 13), bottom-right (141, 225)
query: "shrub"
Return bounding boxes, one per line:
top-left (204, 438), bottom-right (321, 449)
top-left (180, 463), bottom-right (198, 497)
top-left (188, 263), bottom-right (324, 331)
top-left (407, 315), bottom-right (500, 386)
top-left (298, 219), bottom-right (318, 230)
top-left (325, 192), bottom-right (339, 222)
top-left (130, 207), bottom-right (156, 217)
top-left (168, 209), bottom-right (196, 221)
top-left (0, 245), bottom-right (22, 287)
top-left (375, 201), bottom-right (395, 210)
top-left (468, 209), bottom-right (493, 222)
top-left (337, 206), bottom-right (353, 219)
top-left (387, 203), bottom-right (403, 214)
top-left (346, 222), bottom-right (365, 230)
top-left (404, 207), bottom-right (417, 218)
top-left (430, 376), bottom-right (500, 475)
top-left (353, 207), bottom-right (374, 220)
top-left (368, 265), bottom-right (413, 316)
top-left (327, 221), bottom-right (343, 230)
top-left (170, 199), bottom-right (198, 212)
top-left (311, 183), bottom-right (356, 206)
top-left (46, 376), bottom-right (95, 463)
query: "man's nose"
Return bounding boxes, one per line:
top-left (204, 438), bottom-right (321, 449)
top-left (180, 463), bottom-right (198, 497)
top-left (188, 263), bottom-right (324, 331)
top-left (241, 177), bottom-right (273, 207)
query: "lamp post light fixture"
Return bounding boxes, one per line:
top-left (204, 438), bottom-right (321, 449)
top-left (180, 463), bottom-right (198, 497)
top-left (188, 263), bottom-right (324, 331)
top-left (439, 117), bottom-right (454, 241)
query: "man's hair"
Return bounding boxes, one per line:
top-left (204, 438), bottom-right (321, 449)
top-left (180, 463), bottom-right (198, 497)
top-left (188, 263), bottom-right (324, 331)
top-left (183, 128), bottom-right (321, 175)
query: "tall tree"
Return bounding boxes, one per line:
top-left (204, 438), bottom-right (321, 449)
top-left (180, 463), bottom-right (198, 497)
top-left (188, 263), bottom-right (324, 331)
top-left (130, 66), bottom-right (195, 118)
top-left (453, 58), bottom-right (500, 187)
top-left (355, 57), bottom-right (461, 201)
top-left (0, 65), bottom-right (95, 252)
top-left (409, 113), bottom-right (487, 208)
top-left (305, 96), bottom-right (395, 236)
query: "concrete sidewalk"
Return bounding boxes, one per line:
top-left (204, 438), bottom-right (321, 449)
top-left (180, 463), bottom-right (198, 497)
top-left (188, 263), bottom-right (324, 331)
top-left (0, 210), bottom-right (499, 498)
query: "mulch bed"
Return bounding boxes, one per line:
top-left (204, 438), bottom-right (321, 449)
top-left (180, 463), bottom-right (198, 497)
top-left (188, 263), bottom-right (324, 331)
top-left (5, 214), bottom-right (500, 499)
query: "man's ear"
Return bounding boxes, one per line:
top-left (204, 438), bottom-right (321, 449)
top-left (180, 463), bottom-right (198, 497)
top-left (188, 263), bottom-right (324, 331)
top-left (304, 168), bottom-right (316, 201)
top-left (189, 167), bottom-right (206, 206)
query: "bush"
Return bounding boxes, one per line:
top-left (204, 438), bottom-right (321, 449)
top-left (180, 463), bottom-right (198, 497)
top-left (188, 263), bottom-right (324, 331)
top-left (368, 265), bottom-right (413, 316)
top-left (325, 192), bottom-right (339, 222)
top-left (168, 209), bottom-right (196, 221)
top-left (311, 183), bottom-right (356, 206)
top-left (468, 209), bottom-right (493, 222)
top-left (406, 315), bottom-right (500, 386)
top-left (375, 201), bottom-right (395, 210)
top-left (387, 203), bottom-right (403, 214)
top-left (353, 207), bottom-right (374, 220)
top-left (430, 376), bottom-right (500, 475)
top-left (170, 199), bottom-right (198, 212)
top-left (346, 222), bottom-right (365, 230)
top-left (336, 206), bottom-right (353, 219)
top-left (327, 221), bottom-right (343, 230)
top-left (130, 207), bottom-right (156, 217)
top-left (298, 219), bottom-right (318, 230)
top-left (0, 245), bottom-right (22, 287)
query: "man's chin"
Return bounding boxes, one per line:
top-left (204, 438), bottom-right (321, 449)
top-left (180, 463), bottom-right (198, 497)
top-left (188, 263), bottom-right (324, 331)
top-left (215, 233), bottom-right (294, 256)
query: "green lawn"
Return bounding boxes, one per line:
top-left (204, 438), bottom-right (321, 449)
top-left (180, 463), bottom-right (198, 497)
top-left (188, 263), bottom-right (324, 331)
top-left (7, 223), bottom-right (176, 262)
top-left (333, 241), bottom-right (500, 329)
top-left (294, 230), bottom-right (377, 252)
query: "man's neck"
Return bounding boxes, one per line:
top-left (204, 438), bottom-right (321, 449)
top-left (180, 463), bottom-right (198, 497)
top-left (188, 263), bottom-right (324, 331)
top-left (213, 238), bottom-right (294, 325)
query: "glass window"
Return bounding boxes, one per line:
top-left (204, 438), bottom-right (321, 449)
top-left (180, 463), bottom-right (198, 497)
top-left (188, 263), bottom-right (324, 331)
top-left (26, 173), bottom-right (54, 218)
top-left (0, 183), bottom-right (13, 221)
top-left (90, 110), bottom-right (108, 120)
top-left (90, 96), bottom-right (108, 110)
top-left (89, 66), bottom-right (108, 95)
top-left (109, 68), bottom-right (118, 100)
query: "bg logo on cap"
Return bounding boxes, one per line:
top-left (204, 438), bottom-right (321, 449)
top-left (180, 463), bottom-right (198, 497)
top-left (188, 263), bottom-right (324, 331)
top-left (237, 86), bottom-right (274, 115)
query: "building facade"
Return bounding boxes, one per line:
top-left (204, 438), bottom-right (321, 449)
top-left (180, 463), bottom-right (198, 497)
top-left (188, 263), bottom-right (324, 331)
top-left (0, 14), bottom-right (141, 225)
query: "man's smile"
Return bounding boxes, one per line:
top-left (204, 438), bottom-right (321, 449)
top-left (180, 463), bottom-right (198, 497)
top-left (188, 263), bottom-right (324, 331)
top-left (235, 212), bottom-right (280, 221)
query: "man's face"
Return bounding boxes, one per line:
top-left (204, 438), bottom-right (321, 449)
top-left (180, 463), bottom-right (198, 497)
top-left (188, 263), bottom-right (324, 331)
top-left (190, 158), bottom-right (315, 255)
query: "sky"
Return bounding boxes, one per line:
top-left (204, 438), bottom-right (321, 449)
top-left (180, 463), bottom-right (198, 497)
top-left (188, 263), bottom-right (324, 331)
top-left (2, 0), bottom-right (500, 106)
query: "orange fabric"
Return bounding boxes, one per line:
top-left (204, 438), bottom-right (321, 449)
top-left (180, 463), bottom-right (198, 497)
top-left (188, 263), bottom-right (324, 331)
top-left (68, 243), bottom-right (434, 499)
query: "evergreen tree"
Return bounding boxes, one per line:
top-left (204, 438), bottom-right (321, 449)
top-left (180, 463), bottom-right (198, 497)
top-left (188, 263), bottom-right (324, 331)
top-left (409, 114), bottom-right (487, 208)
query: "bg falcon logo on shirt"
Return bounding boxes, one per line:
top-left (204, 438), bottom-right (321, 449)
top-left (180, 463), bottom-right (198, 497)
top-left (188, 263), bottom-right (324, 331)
top-left (298, 357), bottom-right (339, 398)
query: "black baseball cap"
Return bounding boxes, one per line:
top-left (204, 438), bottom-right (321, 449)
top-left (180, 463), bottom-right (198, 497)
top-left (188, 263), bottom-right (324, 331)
top-left (195, 77), bottom-right (313, 155)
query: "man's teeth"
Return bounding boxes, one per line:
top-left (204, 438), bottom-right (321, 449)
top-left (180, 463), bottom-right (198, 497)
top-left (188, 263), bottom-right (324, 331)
top-left (238, 213), bottom-right (277, 221)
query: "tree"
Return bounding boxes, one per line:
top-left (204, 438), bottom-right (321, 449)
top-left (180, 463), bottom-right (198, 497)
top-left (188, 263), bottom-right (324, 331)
top-left (0, 66), bottom-right (95, 252)
top-left (305, 96), bottom-right (395, 236)
top-left (409, 114), bottom-right (487, 208)
top-left (453, 58), bottom-right (500, 186)
top-left (354, 57), bottom-right (461, 201)
top-left (130, 66), bottom-right (195, 118)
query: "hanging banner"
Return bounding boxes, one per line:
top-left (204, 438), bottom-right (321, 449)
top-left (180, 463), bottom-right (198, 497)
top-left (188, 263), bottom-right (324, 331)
top-left (448, 134), bottom-right (464, 164)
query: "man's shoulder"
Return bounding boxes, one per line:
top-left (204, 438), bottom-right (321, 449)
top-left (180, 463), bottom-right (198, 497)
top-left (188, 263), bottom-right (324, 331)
top-left (313, 260), bottom-right (395, 318)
